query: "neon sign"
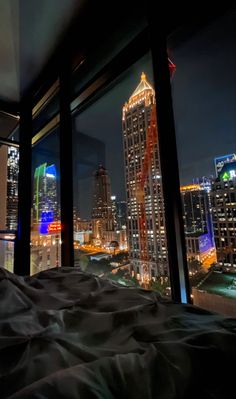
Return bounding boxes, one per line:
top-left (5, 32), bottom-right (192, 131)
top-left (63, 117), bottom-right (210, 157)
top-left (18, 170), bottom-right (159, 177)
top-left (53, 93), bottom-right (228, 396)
top-left (219, 161), bottom-right (236, 181)
top-left (48, 221), bottom-right (62, 233)
top-left (39, 211), bottom-right (54, 234)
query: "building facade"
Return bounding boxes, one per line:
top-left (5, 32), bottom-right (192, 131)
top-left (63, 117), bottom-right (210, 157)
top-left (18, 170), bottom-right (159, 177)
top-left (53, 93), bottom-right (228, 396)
top-left (180, 184), bottom-right (215, 262)
top-left (122, 72), bottom-right (168, 282)
top-left (211, 173), bottom-right (236, 268)
top-left (33, 163), bottom-right (58, 224)
top-left (0, 145), bottom-right (19, 231)
top-left (91, 165), bottom-right (115, 245)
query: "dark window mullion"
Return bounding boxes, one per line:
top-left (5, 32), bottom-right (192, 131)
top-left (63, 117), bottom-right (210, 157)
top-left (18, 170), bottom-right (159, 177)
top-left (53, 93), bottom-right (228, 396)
top-left (14, 96), bottom-right (32, 275)
top-left (59, 61), bottom-right (74, 267)
top-left (148, 12), bottom-right (191, 303)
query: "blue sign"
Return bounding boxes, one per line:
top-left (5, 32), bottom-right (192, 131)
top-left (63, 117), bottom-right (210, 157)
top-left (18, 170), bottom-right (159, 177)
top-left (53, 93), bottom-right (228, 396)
top-left (39, 211), bottom-right (54, 234)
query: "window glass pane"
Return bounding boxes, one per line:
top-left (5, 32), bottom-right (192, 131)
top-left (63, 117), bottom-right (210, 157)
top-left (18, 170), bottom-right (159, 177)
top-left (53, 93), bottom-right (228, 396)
top-left (32, 90), bottom-right (59, 135)
top-left (0, 111), bottom-right (19, 140)
top-left (168, 9), bottom-right (236, 315)
top-left (72, 52), bottom-right (171, 297)
top-left (0, 143), bottom-right (19, 271)
top-left (71, 15), bottom-right (147, 98)
top-left (31, 127), bottom-right (61, 275)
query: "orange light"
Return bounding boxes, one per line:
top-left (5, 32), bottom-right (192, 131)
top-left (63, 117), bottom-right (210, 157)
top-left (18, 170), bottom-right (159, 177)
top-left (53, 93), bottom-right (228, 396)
top-left (48, 221), bottom-right (62, 233)
top-left (180, 184), bottom-right (201, 192)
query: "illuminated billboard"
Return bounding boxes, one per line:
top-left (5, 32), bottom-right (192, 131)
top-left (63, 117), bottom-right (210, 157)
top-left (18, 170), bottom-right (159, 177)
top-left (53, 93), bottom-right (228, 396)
top-left (199, 233), bottom-right (213, 254)
top-left (214, 153), bottom-right (236, 177)
top-left (219, 161), bottom-right (236, 181)
top-left (48, 221), bottom-right (62, 233)
top-left (39, 211), bottom-right (54, 234)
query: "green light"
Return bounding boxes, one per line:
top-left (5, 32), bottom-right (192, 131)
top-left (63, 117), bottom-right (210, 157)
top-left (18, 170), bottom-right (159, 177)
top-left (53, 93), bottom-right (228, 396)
top-left (34, 163), bottom-right (47, 222)
top-left (222, 171), bottom-right (230, 181)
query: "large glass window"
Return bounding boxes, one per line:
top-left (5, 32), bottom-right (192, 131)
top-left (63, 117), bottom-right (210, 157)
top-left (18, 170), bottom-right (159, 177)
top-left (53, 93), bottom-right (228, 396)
top-left (169, 9), bottom-right (236, 315)
top-left (72, 52), bottom-right (171, 297)
top-left (30, 127), bottom-right (61, 275)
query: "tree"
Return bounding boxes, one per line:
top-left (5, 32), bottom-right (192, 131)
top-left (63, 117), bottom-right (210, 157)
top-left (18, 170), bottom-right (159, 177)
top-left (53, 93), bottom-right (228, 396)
top-left (187, 257), bottom-right (204, 275)
top-left (149, 276), bottom-right (169, 296)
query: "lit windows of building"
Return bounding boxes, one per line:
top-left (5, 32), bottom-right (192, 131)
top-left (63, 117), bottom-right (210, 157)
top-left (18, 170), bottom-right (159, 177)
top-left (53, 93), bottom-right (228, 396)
top-left (211, 162), bottom-right (236, 268)
top-left (122, 72), bottom-right (168, 281)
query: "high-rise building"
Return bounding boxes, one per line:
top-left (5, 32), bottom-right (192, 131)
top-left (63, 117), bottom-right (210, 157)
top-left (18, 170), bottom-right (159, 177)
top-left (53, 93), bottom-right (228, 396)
top-left (0, 145), bottom-right (19, 231)
top-left (111, 195), bottom-right (118, 230)
top-left (116, 200), bottom-right (127, 229)
top-left (211, 161), bottom-right (236, 268)
top-left (6, 147), bottom-right (19, 230)
top-left (33, 163), bottom-right (58, 224)
top-left (180, 184), bottom-right (214, 262)
top-left (92, 165), bottom-right (115, 244)
top-left (122, 72), bottom-right (168, 281)
top-left (181, 184), bottom-right (211, 234)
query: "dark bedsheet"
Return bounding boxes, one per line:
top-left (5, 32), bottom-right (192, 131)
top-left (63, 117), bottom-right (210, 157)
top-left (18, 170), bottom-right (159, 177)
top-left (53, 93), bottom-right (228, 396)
top-left (0, 267), bottom-right (236, 399)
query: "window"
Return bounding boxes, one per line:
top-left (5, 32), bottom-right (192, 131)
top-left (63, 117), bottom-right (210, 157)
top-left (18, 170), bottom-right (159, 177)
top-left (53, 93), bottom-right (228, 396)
top-left (72, 52), bottom-right (171, 297)
top-left (31, 127), bottom-right (61, 275)
top-left (169, 8), bottom-right (236, 315)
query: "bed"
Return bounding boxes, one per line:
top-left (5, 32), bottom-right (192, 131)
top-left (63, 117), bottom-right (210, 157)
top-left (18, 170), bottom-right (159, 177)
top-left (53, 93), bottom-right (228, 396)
top-left (1, 266), bottom-right (236, 398)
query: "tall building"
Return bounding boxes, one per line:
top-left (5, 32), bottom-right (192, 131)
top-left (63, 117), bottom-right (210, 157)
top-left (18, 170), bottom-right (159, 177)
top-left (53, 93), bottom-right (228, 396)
top-left (211, 161), bottom-right (236, 268)
top-left (180, 184), bottom-right (214, 262)
top-left (0, 145), bottom-right (19, 231)
top-left (116, 200), bottom-right (127, 229)
top-left (6, 147), bottom-right (19, 230)
top-left (122, 72), bottom-right (168, 281)
top-left (33, 163), bottom-right (58, 224)
top-left (91, 165), bottom-right (115, 244)
top-left (111, 195), bottom-right (118, 230)
top-left (31, 163), bottom-right (60, 273)
top-left (181, 184), bottom-right (211, 234)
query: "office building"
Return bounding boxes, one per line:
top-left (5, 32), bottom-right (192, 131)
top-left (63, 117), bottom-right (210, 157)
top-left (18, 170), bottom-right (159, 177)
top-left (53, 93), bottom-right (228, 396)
top-left (122, 72), bottom-right (168, 281)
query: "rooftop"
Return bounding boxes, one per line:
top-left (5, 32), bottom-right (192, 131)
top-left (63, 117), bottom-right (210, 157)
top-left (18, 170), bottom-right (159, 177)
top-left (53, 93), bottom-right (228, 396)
top-left (197, 271), bottom-right (236, 299)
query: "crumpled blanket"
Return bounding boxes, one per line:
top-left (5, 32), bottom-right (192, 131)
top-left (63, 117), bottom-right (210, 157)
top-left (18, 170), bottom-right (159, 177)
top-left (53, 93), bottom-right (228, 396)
top-left (0, 266), bottom-right (236, 398)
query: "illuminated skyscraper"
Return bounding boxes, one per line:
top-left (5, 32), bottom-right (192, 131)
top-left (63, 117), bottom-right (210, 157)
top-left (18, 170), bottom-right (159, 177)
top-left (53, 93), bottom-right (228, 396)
top-left (33, 163), bottom-right (58, 223)
top-left (180, 184), bottom-right (214, 261)
top-left (0, 145), bottom-right (19, 231)
top-left (122, 73), bottom-right (168, 281)
top-left (211, 161), bottom-right (236, 268)
top-left (6, 146), bottom-right (19, 230)
top-left (181, 184), bottom-right (212, 235)
top-left (92, 165), bottom-right (115, 243)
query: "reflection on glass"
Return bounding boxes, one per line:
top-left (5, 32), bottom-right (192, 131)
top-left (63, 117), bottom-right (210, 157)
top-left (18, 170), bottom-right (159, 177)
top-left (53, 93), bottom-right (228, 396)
top-left (72, 53), bottom-right (170, 297)
top-left (31, 129), bottom-right (61, 275)
top-left (169, 10), bottom-right (236, 316)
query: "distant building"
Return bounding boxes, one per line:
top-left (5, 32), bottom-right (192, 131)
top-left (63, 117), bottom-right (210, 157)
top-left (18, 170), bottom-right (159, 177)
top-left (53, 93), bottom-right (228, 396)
top-left (74, 230), bottom-right (92, 245)
top-left (211, 164), bottom-right (236, 268)
top-left (0, 145), bottom-right (19, 231)
top-left (30, 230), bottom-right (61, 274)
top-left (92, 165), bottom-right (115, 245)
top-left (6, 147), bottom-right (19, 230)
top-left (33, 163), bottom-right (58, 224)
top-left (111, 195), bottom-right (118, 230)
top-left (116, 200), bottom-right (127, 229)
top-left (180, 184), bottom-right (214, 262)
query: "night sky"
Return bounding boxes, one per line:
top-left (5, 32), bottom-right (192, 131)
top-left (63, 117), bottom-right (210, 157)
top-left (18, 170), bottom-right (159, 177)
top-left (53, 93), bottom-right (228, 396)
top-left (72, 11), bottom-right (236, 219)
